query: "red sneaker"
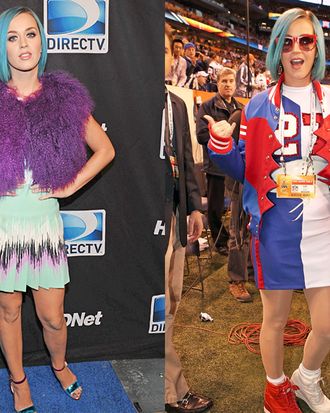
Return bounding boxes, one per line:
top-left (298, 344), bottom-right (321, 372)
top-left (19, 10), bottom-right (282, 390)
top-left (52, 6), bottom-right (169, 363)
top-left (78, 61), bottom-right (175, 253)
top-left (264, 377), bottom-right (302, 412)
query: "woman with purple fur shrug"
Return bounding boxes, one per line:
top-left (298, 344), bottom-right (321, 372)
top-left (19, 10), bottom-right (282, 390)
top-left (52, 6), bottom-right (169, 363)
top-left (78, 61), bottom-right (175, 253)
top-left (0, 7), bottom-right (115, 413)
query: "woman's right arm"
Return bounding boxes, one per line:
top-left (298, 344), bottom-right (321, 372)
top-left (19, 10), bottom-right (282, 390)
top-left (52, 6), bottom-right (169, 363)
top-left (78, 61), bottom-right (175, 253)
top-left (204, 112), bottom-right (246, 183)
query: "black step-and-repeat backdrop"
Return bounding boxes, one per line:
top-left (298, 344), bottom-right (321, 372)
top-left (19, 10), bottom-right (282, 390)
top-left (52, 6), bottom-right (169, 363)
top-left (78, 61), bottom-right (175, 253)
top-left (0, 0), bottom-right (165, 366)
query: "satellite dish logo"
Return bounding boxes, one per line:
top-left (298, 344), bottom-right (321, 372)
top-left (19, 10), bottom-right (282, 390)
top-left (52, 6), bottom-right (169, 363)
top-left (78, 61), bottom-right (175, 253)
top-left (44, 0), bottom-right (109, 53)
top-left (60, 210), bottom-right (106, 257)
top-left (149, 295), bottom-right (165, 334)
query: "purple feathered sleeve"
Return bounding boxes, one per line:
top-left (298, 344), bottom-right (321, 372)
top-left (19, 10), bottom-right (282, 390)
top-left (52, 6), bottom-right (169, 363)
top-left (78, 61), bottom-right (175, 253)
top-left (0, 71), bottom-right (96, 193)
top-left (45, 70), bottom-right (94, 127)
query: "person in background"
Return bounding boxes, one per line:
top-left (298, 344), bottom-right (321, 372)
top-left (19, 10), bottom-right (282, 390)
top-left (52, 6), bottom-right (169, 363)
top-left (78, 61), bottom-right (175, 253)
top-left (183, 42), bottom-right (197, 86)
top-left (207, 52), bottom-right (222, 92)
top-left (165, 23), bottom-right (213, 413)
top-left (222, 58), bottom-right (234, 68)
top-left (194, 51), bottom-right (208, 72)
top-left (196, 68), bottom-right (251, 302)
top-left (225, 109), bottom-right (254, 302)
top-left (166, 38), bottom-right (187, 87)
top-left (252, 68), bottom-right (268, 97)
top-left (190, 71), bottom-right (209, 91)
top-left (236, 53), bottom-right (255, 98)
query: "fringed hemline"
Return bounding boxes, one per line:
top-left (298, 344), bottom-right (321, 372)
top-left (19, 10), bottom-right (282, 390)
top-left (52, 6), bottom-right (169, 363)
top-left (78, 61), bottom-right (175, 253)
top-left (0, 213), bottom-right (66, 272)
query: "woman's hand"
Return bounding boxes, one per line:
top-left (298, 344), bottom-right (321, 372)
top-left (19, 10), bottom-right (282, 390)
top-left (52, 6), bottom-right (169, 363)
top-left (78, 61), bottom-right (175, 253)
top-left (30, 184), bottom-right (75, 200)
top-left (204, 115), bottom-right (235, 153)
top-left (204, 115), bottom-right (236, 139)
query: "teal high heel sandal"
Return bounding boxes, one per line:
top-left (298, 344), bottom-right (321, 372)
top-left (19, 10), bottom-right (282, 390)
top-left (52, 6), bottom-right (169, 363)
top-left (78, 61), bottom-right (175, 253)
top-left (52, 362), bottom-right (82, 400)
top-left (9, 374), bottom-right (37, 413)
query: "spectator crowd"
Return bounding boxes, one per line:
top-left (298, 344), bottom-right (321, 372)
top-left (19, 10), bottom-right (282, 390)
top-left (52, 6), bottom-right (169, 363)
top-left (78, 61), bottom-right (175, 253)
top-left (165, 0), bottom-right (330, 83)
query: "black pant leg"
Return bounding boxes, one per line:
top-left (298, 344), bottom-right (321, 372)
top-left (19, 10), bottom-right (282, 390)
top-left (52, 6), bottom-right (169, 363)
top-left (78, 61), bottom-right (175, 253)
top-left (206, 174), bottom-right (228, 247)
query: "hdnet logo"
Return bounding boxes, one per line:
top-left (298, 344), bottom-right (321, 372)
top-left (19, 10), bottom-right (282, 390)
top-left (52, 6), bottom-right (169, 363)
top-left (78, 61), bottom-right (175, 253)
top-left (149, 294), bottom-right (165, 334)
top-left (44, 0), bottom-right (109, 53)
top-left (64, 311), bottom-right (103, 327)
top-left (60, 210), bottom-right (106, 257)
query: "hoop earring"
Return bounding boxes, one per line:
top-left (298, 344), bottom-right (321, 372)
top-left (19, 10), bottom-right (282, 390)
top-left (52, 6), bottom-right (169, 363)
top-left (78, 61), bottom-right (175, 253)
top-left (277, 63), bottom-right (283, 76)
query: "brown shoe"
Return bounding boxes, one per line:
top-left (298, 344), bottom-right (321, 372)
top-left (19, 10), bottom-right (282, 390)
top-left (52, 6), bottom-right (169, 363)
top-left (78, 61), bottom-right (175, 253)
top-left (229, 281), bottom-right (252, 302)
top-left (165, 391), bottom-right (213, 412)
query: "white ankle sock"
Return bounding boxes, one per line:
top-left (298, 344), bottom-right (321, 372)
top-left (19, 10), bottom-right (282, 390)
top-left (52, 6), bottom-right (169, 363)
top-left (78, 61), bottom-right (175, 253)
top-left (299, 363), bottom-right (321, 378)
top-left (267, 373), bottom-right (286, 385)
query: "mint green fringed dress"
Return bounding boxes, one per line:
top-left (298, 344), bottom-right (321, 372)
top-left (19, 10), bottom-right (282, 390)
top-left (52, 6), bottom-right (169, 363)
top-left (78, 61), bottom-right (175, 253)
top-left (0, 170), bottom-right (69, 292)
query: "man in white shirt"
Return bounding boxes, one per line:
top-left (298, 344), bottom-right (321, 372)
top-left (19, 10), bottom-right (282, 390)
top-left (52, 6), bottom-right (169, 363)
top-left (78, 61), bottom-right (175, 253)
top-left (166, 38), bottom-right (187, 87)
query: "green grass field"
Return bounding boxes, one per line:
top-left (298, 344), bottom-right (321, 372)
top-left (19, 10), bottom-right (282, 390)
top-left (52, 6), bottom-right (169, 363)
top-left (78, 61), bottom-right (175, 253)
top-left (173, 250), bottom-right (330, 413)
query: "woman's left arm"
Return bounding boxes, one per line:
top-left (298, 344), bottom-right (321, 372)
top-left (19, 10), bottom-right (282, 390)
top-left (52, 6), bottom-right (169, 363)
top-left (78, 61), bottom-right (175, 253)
top-left (36, 115), bottom-right (115, 199)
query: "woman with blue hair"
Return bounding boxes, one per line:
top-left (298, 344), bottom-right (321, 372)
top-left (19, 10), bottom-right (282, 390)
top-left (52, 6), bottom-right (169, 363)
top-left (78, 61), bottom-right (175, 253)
top-left (205, 8), bottom-right (330, 413)
top-left (0, 6), bottom-right (114, 413)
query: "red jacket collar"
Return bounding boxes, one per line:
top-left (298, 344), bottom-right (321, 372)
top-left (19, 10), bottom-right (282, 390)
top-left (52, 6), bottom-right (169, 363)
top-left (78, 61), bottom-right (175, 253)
top-left (272, 73), bottom-right (323, 108)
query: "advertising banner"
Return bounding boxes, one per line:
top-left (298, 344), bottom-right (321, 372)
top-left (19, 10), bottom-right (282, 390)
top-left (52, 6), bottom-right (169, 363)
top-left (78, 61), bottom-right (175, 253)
top-left (0, 0), bottom-right (164, 366)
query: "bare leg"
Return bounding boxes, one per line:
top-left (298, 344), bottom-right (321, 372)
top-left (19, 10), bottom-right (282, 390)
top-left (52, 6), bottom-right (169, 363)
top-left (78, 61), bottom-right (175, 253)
top-left (302, 287), bottom-right (330, 370)
top-left (165, 214), bottom-right (189, 405)
top-left (259, 290), bottom-right (293, 379)
top-left (32, 287), bottom-right (81, 399)
top-left (0, 291), bottom-right (33, 410)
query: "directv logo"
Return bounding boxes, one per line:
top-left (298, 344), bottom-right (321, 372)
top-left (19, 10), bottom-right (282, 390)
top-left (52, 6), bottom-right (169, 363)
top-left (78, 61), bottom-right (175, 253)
top-left (148, 295), bottom-right (165, 334)
top-left (60, 210), bottom-right (106, 257)
top-left (44, 0), bottom-right (109, 53)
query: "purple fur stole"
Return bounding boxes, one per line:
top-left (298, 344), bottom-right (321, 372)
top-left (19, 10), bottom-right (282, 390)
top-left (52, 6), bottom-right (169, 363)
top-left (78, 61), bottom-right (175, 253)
top-left (0, 71), bottom-right (94, 194)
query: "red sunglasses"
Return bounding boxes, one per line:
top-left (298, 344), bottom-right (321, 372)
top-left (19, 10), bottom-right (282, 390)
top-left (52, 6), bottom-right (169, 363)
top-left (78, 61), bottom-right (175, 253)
top-left (276, 34), bottom-right (317, 53)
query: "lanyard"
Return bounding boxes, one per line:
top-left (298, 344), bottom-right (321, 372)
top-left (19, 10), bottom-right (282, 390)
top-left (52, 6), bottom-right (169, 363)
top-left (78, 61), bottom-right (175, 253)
top-left (278, 87), bottom-right (322, 176)
top-left (167, 92), bottom-right (174, 146)
top-left (174, 57), bottom-right (180, 73)
top-left (160, 92), bottom-right (175, 159)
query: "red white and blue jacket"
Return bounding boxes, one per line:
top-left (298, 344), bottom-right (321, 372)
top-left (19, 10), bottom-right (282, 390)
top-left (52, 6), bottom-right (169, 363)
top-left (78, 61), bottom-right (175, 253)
top-left (208, 75), bottom-right (330, 238)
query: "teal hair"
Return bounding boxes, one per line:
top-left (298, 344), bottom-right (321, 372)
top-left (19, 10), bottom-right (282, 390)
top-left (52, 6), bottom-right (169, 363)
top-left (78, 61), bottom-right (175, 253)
top-left (0, 7), bottom-right (47, 82)
top-left (266, 8), bottom-right (325, 81)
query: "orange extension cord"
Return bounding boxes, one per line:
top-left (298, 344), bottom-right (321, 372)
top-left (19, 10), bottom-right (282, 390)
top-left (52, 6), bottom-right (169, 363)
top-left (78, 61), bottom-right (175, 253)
top-left (228, 319), bottom-right (311, 354)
